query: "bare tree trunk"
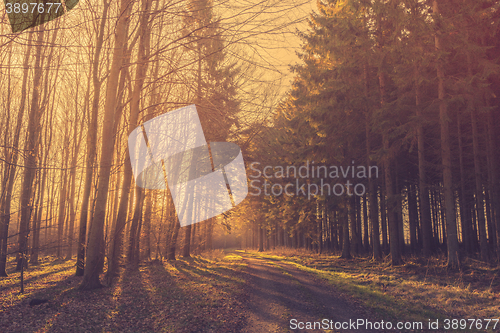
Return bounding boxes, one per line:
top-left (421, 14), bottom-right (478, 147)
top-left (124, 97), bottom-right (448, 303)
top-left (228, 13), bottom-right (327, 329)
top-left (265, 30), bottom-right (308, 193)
top-left (135, 215), bottom-right (143, 262)
top-left (76, 0), bottom-right (110, 277)
top-left (107, 0), bottom-right (151, 282)
top-left (167, 220), bottom-right (180, 260)
top-left (144, 192), bottom-right (152, 260)
top-left (128, 187), bottom-right (144, 267)
top-left (80, 0), bottom-right (131, 290)
top-left (31, 24), bottom-right (60, 264)
top-left (16, 27), bottom-right (45, 271)
top-left (182, 226), bottom-right (192, 257)
top-left (156, 194), bottom-right (163, 259)
top-left (30, 165), bottom-right (45, 265)
top-left (65, 46), bottom-right (85, 261)
top-left (67, 89), bottom-right (84, 260)
top-left (206, 218), bottom-right (213, 250)
top-left (0, 32), bottom-right (33, 276)
top-left (191, 222), bottom-right (197, 255)
top-left (0, 43), bottom-right (13, 275)
top-left (57, 128), bottom-right (69, 259)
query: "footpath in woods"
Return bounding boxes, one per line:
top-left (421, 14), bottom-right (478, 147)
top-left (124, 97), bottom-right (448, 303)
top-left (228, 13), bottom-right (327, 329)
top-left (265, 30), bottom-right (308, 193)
top-left (0, 252), bottom-right (374, 332)
top-left (1, 251), bottom-right (498, 332)
top-left (239, 251), bottom-right (374, 333)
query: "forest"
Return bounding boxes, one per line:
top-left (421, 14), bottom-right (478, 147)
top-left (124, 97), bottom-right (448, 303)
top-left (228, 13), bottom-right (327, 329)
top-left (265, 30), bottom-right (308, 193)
top-left (1, 0), bottom-right (500, 332)
top-left (242, 0), bottom-right (500, 267)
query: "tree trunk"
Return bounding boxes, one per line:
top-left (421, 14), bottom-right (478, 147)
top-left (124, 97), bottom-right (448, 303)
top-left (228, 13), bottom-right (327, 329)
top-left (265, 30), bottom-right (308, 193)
top-left (340, 207), bottom-right (351, 259)
top-left (30, 162), bottom-right (45, 265)
top-left (319, 200), bottom-right (325, 254)
top-left (80, 0), bottom-right (131, 290)
top-left (258, 225), bottom-right (264, 252)
top-left (167, 220), bottom-right (180, 260)
top-left (0, 32), bottom-right (33, 276)
top-left (380, 67), bottom-right (402, 265)
top-left (56, 132), bottom-right (69, 259)
top-left (471, 105), bottom-right (488, 261)
top-left (466, 46), bottom-right (488, 261)
top-left (434, 0), bottom-right (459, 269)
top-left (107, 0), bottom-right (151, 283)
top-left (206, 218), bottom-right (213, 250)
top-left (366, 113), bottom-right (380, 260)
top-left (349, 196), bottom-right (358, 256)
top-left (486, 107), bottom-right (500, 261)
top-left (16, 27), bottom-right (45, 271)
top-left (408, 184), bottom-right (418, 253)
top-left (75, 0), bottom-right (110, 277)
top-left (457, 114), bottom-right (473, 254)
top-left (380, 186), bottom-right (388, 253)
top-left (182, 226), bottom-right (192, 257)
top-left (128, 187), bottom-right (144, 267)
top-left (144, 191), bottom-right (152, 260)
top-left (384, 139), bottom-right (402, 265)
top-left (362, 194), bottom-right (369, 252)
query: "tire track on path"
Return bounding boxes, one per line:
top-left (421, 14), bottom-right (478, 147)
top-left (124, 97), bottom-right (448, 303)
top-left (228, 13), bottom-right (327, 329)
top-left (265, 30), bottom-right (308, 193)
top-left (239, 252), bottom-right (374, 333)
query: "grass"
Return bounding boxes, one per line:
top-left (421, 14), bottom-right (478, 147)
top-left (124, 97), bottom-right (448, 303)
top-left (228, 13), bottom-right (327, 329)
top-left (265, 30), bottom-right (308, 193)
top-left (3, 249), bottom-right (499, 332)
top-left (0, 252), bottom-right (247, 333)
top-left (242, 248), bottom-right (500, 331)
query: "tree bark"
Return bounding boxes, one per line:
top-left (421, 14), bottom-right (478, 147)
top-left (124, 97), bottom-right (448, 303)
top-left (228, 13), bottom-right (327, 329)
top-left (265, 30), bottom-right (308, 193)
top-left (349, 196), bottom-right (358, 256)
top-left (457, 114), bottom-right (473, 254)
top-left (182, 225), bottom-right (192, 257)
top-left (56, 130), bottom-right (69, 259)
top-left (340, 207), bottom-right (351, 259)
top-left (143, 192), bottom-right (152, 260)
top-left (471, 105), bottom-right (488, 261)
top-left (415, 64), bottom-right (433, 257)
top-left (107, 0), bottom-right (151, 283)
top-left (408, 184), bottom-right (418, 253)
top-left (434, 0), bottom-right (459, 269)
top-left (80, 0), bottom-right (131, 290)
top-left (0, 32), bottom-right (33, 276)
top-left (75, 0), bottom-right (110, 277)
top-left (486, 108), bottom-right (500, 261)
top-left (167, 220), bottom-right (180, 260)
top-left (16, 27), bottom-right (45, 271)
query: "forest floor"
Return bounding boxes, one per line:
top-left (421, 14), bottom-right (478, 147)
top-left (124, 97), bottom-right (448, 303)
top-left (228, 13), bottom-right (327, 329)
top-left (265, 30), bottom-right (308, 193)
top-left (0, 252), bottom-right (247, 332)
top-left (0, 249), bottom-right (499, 332)
top-left (240, 249), bottom-right (500, 332)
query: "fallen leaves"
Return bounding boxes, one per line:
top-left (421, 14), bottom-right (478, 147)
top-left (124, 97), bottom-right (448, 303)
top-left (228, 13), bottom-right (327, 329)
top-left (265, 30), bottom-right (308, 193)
top-left (0, 254), bottom-right (247, 332)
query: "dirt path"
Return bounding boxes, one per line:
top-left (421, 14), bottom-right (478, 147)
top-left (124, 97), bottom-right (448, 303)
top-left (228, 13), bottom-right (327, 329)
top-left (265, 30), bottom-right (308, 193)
top-left (239, 252), bottom-right (374, 333)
